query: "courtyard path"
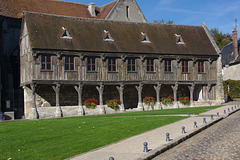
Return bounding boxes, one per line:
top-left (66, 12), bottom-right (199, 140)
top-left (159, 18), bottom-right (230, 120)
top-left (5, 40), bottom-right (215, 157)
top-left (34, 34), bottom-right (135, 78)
top-left (153, 109), bottom-right (240, 160)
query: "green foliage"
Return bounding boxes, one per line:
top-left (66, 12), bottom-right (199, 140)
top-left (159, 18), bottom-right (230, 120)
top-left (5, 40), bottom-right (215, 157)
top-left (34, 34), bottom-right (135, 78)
top-left (161, 96), bottom-right (174, 105)
top-left (178, 96), bottom-right (190, 105)
top-left (106, 99), bottom-right (121, 110)
top-left (223, 80), bottom-right (240, 99)
top-left (143, 97), bottom-right (156, 109)
top-left (84, 98), bottom-right (98, 109)
top-left (210, 28), bottom-right (232, 50)
top-left (154, 19), bottom-right (173, 24)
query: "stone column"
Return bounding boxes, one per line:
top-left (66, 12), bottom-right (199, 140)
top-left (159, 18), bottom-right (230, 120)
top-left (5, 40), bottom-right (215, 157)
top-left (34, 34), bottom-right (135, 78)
top-left (171, 82), bottom-right (179, 108)
top-left (52, 83), bottom-right (62, 118)
top-left (188, 83), bottom-right (195, 107)
top-left (136, 83), bottom-right (144, 110)
top-left (29, 83), bottom-right (38, 119)
top-left (96, 83), bottom-right (105, 114)
top-left (74, 83), bottom-right (85, 116)
top-left (154, 82), bottom-right (162, 110)
top-left (116, 83), bottom-right (125, 112)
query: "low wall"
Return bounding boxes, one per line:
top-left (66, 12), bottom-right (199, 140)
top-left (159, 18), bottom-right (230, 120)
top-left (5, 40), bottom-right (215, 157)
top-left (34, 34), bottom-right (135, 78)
top-left (34, 100), bottom-right (220, 119)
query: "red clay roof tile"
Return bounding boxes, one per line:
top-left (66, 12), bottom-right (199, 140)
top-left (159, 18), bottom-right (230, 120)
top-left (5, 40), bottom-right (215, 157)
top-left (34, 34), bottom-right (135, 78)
top-left (0, 0), bottom-right (117, 19)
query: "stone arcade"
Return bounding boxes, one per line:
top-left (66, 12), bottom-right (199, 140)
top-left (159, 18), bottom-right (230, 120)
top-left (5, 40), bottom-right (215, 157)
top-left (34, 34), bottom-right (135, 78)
top-left (20, 12), bottom-right (224, 119)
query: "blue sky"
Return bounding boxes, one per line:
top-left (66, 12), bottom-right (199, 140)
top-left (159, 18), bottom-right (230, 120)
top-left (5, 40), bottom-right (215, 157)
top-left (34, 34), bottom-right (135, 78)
top-left (64, 0), bottom-right (240, 35)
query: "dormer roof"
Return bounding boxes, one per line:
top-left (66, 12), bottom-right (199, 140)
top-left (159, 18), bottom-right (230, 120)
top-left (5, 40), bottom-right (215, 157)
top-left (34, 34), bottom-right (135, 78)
top-left (23, 12), bottom-right (218, 56)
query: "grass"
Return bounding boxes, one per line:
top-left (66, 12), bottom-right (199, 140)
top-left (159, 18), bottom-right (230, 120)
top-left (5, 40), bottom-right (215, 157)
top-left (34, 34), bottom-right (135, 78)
top-left (0, 105), bottom-right (223, 160)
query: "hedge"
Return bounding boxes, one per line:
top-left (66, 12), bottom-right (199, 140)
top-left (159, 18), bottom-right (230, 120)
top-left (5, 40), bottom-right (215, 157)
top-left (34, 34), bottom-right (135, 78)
top-left (223, 80), bottom-right (240, 99)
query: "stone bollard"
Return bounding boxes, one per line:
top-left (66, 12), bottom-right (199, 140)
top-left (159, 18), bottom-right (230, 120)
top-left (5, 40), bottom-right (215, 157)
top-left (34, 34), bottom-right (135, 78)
top-left (217, 112), bottom-right (219, 117)
top-left (182, 126), bottom-right (186, 134)
top-left (194, 121), bottom-right (197, 128)
top-left (211, 115), bottom-right (214, 120)
top-left (143, 142), bottom-right (149, 152)
top-left (224, 110), bottom-right (226, 114)
top-left (188, 112), bottom-right (190, 116)
top-left (228, 108), bottom-right (230, 112)
top-left (166, 132), bottom-right (171, 141)
top-left (193, 111), bottom-right (196, 115)
top-left (203, 117), bottom-right (207, 124)
top-left (109, 157), bottom-right (114, 160)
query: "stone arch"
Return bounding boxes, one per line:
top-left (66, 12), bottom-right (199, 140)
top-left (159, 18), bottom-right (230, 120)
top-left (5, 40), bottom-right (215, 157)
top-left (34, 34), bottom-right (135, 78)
top-left (124, 85), bottom-right (138, 109)
top-left (59, 85), bottom-right (77, 106)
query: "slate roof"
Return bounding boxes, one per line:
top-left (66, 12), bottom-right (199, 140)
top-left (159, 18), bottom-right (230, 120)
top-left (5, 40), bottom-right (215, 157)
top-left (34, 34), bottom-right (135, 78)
top-left (0, 0), bottom-right (116, 19)
top-left (221, 40), bottom-right (240, 66)
top-left (23, 12), bottom-right (218, 56)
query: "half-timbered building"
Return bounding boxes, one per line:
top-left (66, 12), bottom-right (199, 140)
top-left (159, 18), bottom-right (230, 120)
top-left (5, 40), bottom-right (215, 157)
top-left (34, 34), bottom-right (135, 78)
top-left (20, 12), bottom-right (224, 119)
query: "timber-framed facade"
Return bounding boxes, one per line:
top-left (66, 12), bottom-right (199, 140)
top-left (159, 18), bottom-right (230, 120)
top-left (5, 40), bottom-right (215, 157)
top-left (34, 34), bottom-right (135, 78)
top-left (20, 12), bottom-right (224, 119)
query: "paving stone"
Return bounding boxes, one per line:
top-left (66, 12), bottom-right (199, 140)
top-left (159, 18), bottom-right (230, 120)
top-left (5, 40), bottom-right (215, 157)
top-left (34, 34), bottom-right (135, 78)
top-left (153, 111), bottom-right (240, 160)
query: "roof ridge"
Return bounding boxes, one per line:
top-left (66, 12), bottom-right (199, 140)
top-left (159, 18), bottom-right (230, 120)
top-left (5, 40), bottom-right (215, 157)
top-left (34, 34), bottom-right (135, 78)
top-left (23, 11), bottom-right (202, 28)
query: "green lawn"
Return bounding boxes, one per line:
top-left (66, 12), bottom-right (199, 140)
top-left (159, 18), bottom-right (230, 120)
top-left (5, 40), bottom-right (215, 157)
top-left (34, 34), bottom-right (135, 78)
top-left (0, 105), bottom-right (223, 160)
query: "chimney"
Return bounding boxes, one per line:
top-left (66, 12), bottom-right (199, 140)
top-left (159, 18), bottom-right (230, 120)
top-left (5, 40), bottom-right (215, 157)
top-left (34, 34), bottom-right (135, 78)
top-left (232, 28), bottom-right (238, 61)
top-left (88, 3), bottom-right (96, 17)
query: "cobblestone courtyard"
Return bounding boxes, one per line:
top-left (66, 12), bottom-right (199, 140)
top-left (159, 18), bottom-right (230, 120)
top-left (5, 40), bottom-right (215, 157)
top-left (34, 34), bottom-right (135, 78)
top-left (153, 110), bottom-right (240, 160)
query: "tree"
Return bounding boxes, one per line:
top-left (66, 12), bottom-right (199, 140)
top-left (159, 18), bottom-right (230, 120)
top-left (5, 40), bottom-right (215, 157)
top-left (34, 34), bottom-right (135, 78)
top-left (154, 19), bottom-right (173, 24)
top-left (210, 28), bottom-right (232, 50)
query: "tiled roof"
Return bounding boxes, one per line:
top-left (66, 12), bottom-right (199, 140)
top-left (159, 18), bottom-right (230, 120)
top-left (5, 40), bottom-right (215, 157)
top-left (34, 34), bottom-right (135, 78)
top-left (221, 40), bottom-right (240, 66)
top-left (24, 12), bottom-right (218, 56)
top-left (0, 0), bottom-right (117, 19)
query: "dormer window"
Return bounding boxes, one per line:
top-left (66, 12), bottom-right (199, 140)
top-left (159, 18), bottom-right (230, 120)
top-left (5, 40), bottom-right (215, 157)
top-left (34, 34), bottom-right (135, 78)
top-left (141, 32), bottom-right (151, 43)
top-left (175, 34), bottom-right (184, 44)
top-left (61, 27), bottom-right (72, 39)
top-left (103, 30), bottom-right (114, 41)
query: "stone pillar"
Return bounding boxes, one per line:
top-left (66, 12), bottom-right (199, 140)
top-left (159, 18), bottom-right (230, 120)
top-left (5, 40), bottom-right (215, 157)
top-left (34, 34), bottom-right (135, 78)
top-left (96, 83), bottom-right (105, 114)
top-left (188, 83), bottom-right (195, 107)
top-left (171, 82), bottom-right (179, 108)
top-left (154, 82), bottom-right (162, 109)
top-left (74, 83), bottom-right (85, 116)
top-left (116, 83), bottom-right (125, 112)
top-left (52, 83), bottom-right (62, 118)
top-left (136, 83), bottom-right (144, 110)
top-left (28, 83), bottom-right (38, 119)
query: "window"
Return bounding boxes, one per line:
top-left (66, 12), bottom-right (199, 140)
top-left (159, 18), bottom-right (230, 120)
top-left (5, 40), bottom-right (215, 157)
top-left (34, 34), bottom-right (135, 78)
top-left (103, 30), bottom-right (114, 41)
top-left (147, 59), bottom-right (154, 72)
top-left (141, 32), bottom-right (151, 43)
top-left (61, 27), bottom-right (72, 39)
top-left (164, 60), bottom-right (171, 72)
top-left (198, 61), bottom-right (204, 73)
top-left (108, 58), bottom-right (116, 72)
top-left (175, 34), bottom-right (184, 44)
top-left (41, 55), bottom-right (51, 70)
top-left (127, 58), bottom-right (136, 72)
top-left (65, 56), bottom-right (74, 71)
top-left (87, 57), bottom-right (96, 71)
top-left (182, 60), bottom-right (188, 73)
top-left (126, 6), bottom-right (129, 18)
